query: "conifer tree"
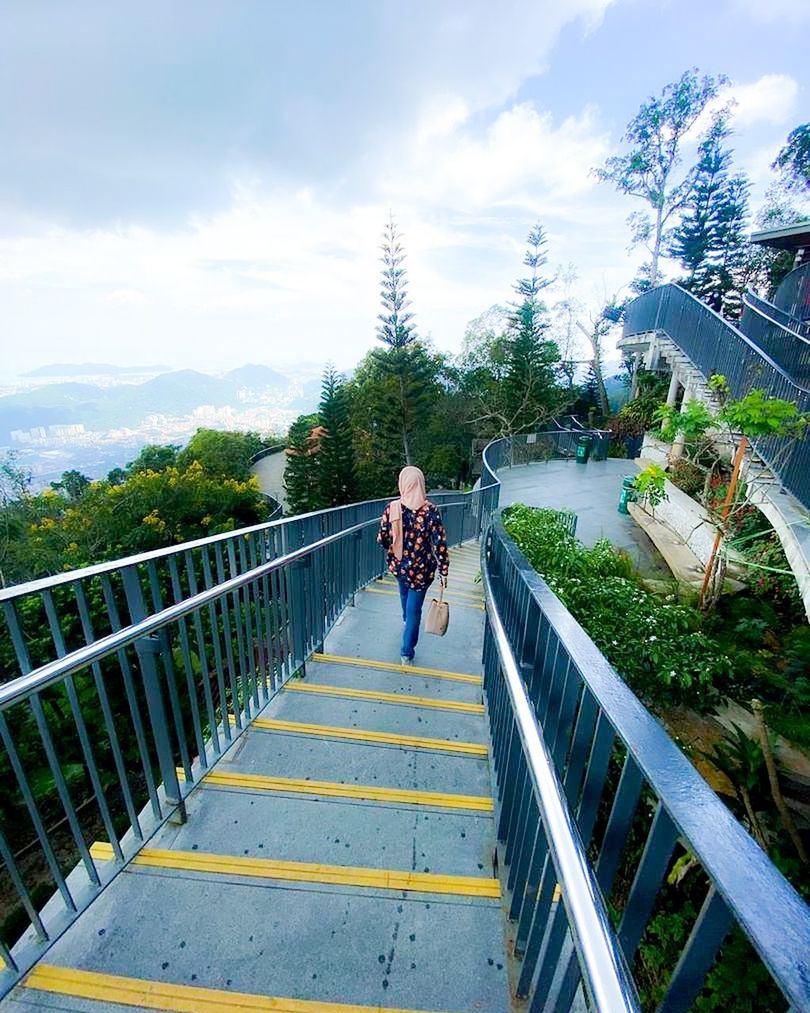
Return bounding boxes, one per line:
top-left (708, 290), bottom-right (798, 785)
top-left (501, 225), bottom-right (563, 432)
top-left (317, 365), bottom-right (357, 507)
top-left (283, 414), bottom-right (324, 515)
top-left (668, 118), bottom-right (750, 316)
top-left (373, 215), bottom-right (429, 464)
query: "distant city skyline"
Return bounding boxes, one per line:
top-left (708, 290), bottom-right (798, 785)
top-left (1, 0), bottom-right (808, 374)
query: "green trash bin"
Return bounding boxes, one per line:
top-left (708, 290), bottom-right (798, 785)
top-left (618, 475), bottom-right (636, 514)
top-left (591, 436), bottom-right (607, 461)
top-left (576, 435), bottom-right (593, 464)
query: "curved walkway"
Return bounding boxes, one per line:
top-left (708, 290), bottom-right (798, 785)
top-left (498, 458), bottom-right (667, 577)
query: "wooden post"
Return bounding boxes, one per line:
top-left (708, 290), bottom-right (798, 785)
top-left (698, 435), bottom-right (748, 608)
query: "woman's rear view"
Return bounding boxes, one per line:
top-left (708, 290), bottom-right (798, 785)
top-left (378, 466), bottom-right (449, 665)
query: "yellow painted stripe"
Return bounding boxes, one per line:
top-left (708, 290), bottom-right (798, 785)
top-left (285, 681), bottom-right (485, 714)
top-left (312, 652), bottom-right (481, 685)
top-left (240, 715), bottom-right (488, 756)
top-left (363, 586), bottom-right (484, 611)
top-left (25, 965), bottom-right (459, 1013)
top-left (377, 579), bottom-right (482, 601)
top-left (89, 843), bottom-right (499, 898)
top-left (194, 768), bottom-right (493, 811)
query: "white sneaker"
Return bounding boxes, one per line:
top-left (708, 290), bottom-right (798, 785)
top-left (400, 656), bottom-right (413, 667)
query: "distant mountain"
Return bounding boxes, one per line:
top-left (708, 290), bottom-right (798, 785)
top-left (225, 364), bottom-right (288, 387)
top-left (23, 363), bottom-right (170, 377)
top-left (288, 378), bottom-right (322, 412)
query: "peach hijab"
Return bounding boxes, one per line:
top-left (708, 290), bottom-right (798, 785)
top-left (389, 466), bottom-right (428, 561)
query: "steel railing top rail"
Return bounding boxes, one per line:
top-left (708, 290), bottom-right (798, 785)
top-left (744, 290), bottom-right (810, 342)
top-left (488, 511), bottom-right (810, 1009)
top-left (624, 283), bottom-right (810, 396)
top-left (0, 517), bottom-right (380, 712)
top-left (0, 494), bottom-right (396, 603)
top-left (480, 534), bottom-right (639, 1013)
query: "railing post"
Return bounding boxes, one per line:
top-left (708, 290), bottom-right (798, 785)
top-left (122, 566), bottom-right (187, 824)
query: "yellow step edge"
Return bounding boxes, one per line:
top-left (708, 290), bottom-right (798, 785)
top-left (377, 579), bottom-right (482, 601)
top-left (363, 587), bottom-right (484, 611)
top-left (89, 843), bottom-right (499, 898)
top-left (235, 715), bottom-right (488, 756)
top-left (193, 768), bottom-right (493, 812)
top-left (25, 965), bottom-right (460, 1013)
top-left (312, 652), bottom-right (481, 685)
top-left (285, 682), bottom-right (485, 714)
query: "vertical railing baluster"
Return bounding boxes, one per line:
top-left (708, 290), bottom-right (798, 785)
top-left (41, 590), bottom-right (126, 856)
top-left (100, 574), bottom-right (161, 820)
top-left (184, 550), bottom-right (221, 756)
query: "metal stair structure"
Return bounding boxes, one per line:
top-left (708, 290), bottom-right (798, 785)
top-left (621, 279), bottom-right (810, 617)
top-left (0, 441), bottom-right (808, 1012)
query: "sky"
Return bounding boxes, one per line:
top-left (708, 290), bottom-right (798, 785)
top-left (0, 0), bottom-right (808, 376)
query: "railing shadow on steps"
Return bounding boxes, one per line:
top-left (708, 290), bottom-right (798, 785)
top-left (623, 283), bottom-right (810, 511)
top-left (0, 479), bottom-right (498, 994)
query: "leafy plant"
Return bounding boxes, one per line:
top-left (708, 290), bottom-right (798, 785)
top-left (634, 464), bottom-right (669, 509)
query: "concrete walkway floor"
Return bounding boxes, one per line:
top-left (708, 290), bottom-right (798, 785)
top-left (498, 458), bottom-right (668, 578)
top-left (5, 544), bottom-right (511, 1013)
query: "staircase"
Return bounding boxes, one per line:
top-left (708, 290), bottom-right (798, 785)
top-left (4, 545), bottom-right (512, 1013)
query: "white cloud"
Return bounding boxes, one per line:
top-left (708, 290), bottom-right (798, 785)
top-left (730, 0), bottom-right (810, 22)
top-left (382, 101), bottom-right (610, 210)
top-left (726, 74), bottom-right (799, 128)
top-left (107, 288), bottom-right (146, 304)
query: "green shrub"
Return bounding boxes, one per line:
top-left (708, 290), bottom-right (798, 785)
top-left (503, 504), bottom-right (730, 709)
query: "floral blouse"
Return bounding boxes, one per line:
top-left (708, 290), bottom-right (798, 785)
top-left (378, 501), bottom-right (450, 590)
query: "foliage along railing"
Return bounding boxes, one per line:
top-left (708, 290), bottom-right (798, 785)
top-left (623, 283), bottom-right (810, 511)
top-left (482, 508), bottom-right (810, 1012)
top-left (0, 480), bottom-right (495, 992)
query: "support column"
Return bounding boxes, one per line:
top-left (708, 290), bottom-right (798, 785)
top-left (666, 369), bottom-right (680, 408)
top-left (629, 350), bottom-right (644, 399)
top-left (670, 382), bottom-right (690, 462)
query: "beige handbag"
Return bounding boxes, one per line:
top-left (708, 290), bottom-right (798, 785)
top-left (425, 584), bottom-right (450, 636)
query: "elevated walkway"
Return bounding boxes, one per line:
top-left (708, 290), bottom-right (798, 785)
top-left (4, 545), bottom-right (511, 1013)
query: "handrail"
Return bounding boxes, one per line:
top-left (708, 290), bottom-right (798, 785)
top-left (0, 494), bottom-right (390, 603)
top-left (625, 283), bottom-right (809, 394)
top-left (486, 511), bottom-right (810, 1010)
top-left (480, 536), bottom-right (639, 1013)
top-left (623, 283), bottom-right (810, 510)
top-left (744, 290), bottom-right (810, 342)
top-left (0, 518), bottom-right (376, 712)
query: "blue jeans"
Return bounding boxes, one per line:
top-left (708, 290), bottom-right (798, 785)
top-left (398, 579), bottom-right (427, 660)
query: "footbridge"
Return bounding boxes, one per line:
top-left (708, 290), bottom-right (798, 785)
top-left (0, 442), bottom-right (808, 1012)
top-left (621, 268), bottom-right (810, 616)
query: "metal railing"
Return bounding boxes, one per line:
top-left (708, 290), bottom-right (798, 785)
top-left (741, 291), bottom-right (810, 380)
top-left (0, 484), bottom-right (493, 991)
top-left (774, 262), bottom-right (810, 322)
top-left (481, 529), bottom-right (638, 1013)
top-left (483, 506), bottom-right (810, 1012)
top-left (623, 283), bottom-right (810, 510)
top-left (744, 288), bottom-right (810, 340)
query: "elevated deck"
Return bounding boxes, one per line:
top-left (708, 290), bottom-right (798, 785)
top-left (4, 545), bottom-right (511, 1013)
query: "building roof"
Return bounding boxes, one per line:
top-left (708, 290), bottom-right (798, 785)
top-left (750, 221), bottom-right (810, 251)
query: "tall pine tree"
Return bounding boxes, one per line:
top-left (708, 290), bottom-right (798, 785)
top-left (668, 118), bottom-right (751, 316)
top-left (283, 414), bottom-right (324, 515)
top-left (501, 225), bottom-right (564, 433)
top-left (317, 365), bottom-right (357, 507)
top-left (373, 215), bottom-right (431, 463)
